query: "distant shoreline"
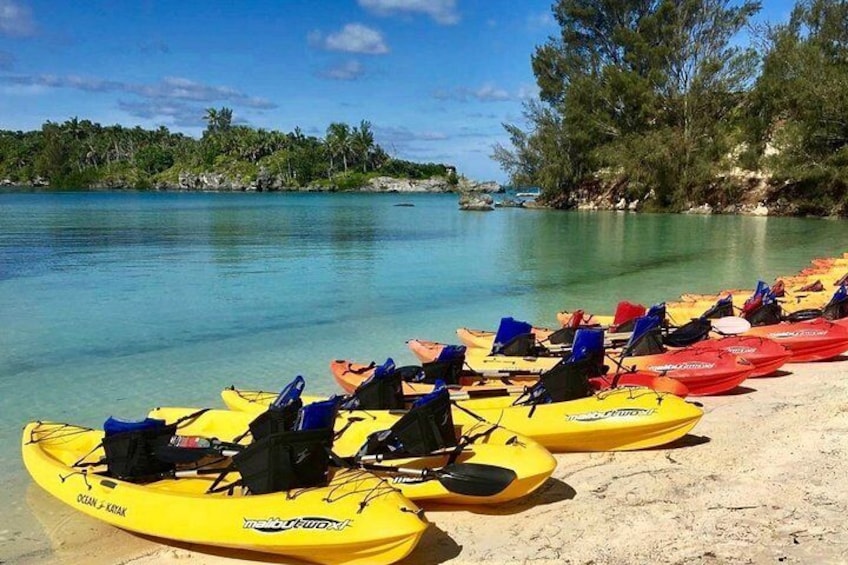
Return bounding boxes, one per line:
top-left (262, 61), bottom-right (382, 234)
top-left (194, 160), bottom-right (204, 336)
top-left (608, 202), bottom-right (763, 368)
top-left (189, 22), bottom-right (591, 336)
top-left (0, 175), bottom-right (504, 195)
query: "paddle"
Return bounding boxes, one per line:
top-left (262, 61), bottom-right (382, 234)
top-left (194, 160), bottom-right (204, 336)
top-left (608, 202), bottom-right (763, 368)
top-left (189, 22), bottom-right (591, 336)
top-left (358, 461), bottom-right (517, 497)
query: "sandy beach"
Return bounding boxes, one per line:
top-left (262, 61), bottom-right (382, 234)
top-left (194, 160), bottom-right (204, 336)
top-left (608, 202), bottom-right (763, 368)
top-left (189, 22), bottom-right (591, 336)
top-left (10, 357), bottom-right (847, 565)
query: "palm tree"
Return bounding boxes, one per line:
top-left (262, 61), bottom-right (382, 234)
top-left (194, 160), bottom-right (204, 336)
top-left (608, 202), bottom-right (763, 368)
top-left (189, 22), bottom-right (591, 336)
top-left (352, 120), bottom-right (374, 172)
top-left (203, 108), bottom-right (219, 135)
top-left (326, 122), bottom-right (351, 174)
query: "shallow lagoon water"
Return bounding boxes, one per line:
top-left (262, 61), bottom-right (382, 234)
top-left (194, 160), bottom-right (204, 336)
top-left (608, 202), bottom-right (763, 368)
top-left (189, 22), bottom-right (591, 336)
top-left (1, 191), bottom-right (847, 559)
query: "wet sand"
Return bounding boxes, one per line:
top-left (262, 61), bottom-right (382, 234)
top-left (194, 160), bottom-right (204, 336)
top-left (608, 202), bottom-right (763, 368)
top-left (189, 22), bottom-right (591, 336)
top-left (11, 359), bottom-right (848, 565)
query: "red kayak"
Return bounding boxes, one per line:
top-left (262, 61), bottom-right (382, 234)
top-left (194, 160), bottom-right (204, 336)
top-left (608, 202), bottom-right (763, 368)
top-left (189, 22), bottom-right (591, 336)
top-left (745, 318), bottom-right (848, 362)
top-left (681, 336), bottom-right (791, 377)
top-left (740, 284), bottom-right (848, 362)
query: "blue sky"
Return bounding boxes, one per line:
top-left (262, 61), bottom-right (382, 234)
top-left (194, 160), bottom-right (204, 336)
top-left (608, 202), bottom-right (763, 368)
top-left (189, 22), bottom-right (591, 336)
top-left (0, 0), bottom-right (796, 182)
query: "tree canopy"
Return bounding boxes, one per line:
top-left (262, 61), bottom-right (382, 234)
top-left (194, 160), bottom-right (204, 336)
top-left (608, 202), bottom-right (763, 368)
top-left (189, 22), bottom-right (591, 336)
top-left (0, 109), bottom-right (452, 190)
top-left (493, 0), bottom-right (848, 215)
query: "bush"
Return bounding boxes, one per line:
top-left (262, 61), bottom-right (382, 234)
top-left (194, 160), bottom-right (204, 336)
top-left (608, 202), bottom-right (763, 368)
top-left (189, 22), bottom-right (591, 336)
top-left (332, 171), bottom-right (368, 190)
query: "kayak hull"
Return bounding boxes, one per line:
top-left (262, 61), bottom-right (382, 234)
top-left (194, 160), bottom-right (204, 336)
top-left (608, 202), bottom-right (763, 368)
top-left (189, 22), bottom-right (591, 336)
top-left (223, 386), bottom-right (702, 453)
top-left (22, 422), bottom-right (427, 565)
top-left (679, 336), bottom-right (792, 377)
top-left (619, 349), bottom-right (754, 396)
top-left (742, 318), bottom-right (848, 362)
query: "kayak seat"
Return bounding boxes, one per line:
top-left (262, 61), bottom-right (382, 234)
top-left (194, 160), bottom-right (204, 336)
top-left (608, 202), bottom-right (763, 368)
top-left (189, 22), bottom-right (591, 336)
top-left (248, 397), bottom-right (302, 441)
top-left (232, 427), bottom-right (334, 494)
top-left (345, 364), bottom-right (405, 410)
top-left (744, 302), bottom-right (783, 326)
top-left (702, 296), bottom-right (734, 319)
top-left (823, 286), bottom-right (848, 320)
top-left (101, 417), bottom-right (178, 482)
top-left (799, 280), bottom-right (824, 292)
top-left (419, 345), bottom-right (466, 385)
top-left (491, 317), bottom-right (533, 355)
top-left (540, 358), bottom-right (594, 402)
top-left (624, 316), bottom-right (666, 357)
top-left (357, 385), bottom-right (457, 458)
top-left (547, 326), bottom-right (576, 346)
top-left (612, 301), bottom-right (646, 332)
top-left (663, 318), bottom-right (712, 347)
top-left (498, 332), bottom-right (536, 356)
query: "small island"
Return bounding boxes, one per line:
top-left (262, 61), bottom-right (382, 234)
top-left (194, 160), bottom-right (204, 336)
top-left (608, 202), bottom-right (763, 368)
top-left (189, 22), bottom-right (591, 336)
top-left (0, 111), bottom-right (501, 195)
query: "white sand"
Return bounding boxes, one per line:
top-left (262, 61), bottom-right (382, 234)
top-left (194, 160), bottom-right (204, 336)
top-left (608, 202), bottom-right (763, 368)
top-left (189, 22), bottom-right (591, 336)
top-left (15, 359), bottom-right (848, 565)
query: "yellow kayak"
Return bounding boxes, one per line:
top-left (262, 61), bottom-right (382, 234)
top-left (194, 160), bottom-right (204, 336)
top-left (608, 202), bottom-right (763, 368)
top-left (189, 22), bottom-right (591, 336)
top-left (222, 387), bottom-right (703, 453)
top-left (151, 406), bottom-right (556, 506)
top-left (22, 421), bottom-right (427, 565)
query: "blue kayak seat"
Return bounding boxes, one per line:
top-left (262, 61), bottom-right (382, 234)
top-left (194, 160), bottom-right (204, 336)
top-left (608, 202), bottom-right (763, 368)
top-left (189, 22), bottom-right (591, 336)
top-left (492, 317), bottom-right (535, 356)
top-left (296, 397), bottom-right (341, 431)
top-left (420, 345), bottom-right (466, 385)
top-left (344, 358), bottom-right (405, 410)
top-left (824, 285), bottom-right (848, 320)
top-left (271, 375), bottom-right (306, 410)
top-left (101, 417), bottom-right (177, 482)
top-left (357, 381), bottom-right (457, 458)
top-left (250, 376), bottom-right (306, 441)
top-left (568, 328), bottom-right (604, 364)
top-left (624, 315), bottom-right (665, 357)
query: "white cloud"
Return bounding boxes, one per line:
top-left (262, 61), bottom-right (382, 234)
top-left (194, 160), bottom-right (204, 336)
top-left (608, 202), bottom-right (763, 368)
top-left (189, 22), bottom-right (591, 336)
top-left (359, 0), bottom-right (459, 25)
top-left (0, 74), bottom-right (277, 109)
top-left (473, 84), bottom-right (511, 102)
top-left (526, 11), bottom-right (555, 30)
top-left (321, 60), bottom-right (366, 81)
top-left (433, 83), bottom-right (513, 103)
top-left (0, 0), bottom-right (34, 36)
top-left (316, 23), bottom-right (389, 55)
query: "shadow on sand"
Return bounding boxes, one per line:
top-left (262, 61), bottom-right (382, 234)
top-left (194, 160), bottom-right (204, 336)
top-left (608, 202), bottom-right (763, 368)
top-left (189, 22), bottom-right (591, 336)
top-left (399, 524), bottom-right (462, 564)
top-left (719, 385), bottom-right (758, 396)
top-left (421, 476), bottom-right (576, 517)
top-left (650, 433), bottom-right (711, 450)
top-left (755, 369), bottom-right (793, 378)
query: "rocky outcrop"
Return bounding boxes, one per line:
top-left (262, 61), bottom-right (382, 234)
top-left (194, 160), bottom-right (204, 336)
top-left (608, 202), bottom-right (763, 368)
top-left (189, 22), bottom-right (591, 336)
top-left (458, 192), bottom-right (494, 211)
top-left (457, 178), bottom-right (502, 193)
top-left (175, 172), bottom-right (267, 192)
top-left (152, 172), bottom-right (502, 194)
top-left (494, 197), bottom-right (524, 208)
top-left (363, 176), bottom-right (452, 193)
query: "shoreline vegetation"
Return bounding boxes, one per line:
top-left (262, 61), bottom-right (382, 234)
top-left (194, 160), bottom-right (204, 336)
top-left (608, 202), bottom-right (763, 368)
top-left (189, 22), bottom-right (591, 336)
top-left (491, 0), bottom-right (848, 218)
top-left (0, 113), bottom-right (500, 195)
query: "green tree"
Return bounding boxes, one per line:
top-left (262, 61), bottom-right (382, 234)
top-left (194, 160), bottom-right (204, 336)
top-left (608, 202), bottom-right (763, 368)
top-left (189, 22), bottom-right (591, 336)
top-left (747, 0), bottom-right (848, 214)
top-left (494, 0), bottom-right (760, 208)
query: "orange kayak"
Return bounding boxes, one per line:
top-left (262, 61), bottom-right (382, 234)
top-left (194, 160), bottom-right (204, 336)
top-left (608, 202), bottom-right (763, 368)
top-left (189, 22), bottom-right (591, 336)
top-left (331, 359), bottom-right (690, 398)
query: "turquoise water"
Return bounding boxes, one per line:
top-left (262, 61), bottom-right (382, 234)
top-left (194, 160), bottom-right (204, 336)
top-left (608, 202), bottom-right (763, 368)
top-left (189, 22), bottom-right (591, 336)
top-left (1, 191), bottom-right (847, 559)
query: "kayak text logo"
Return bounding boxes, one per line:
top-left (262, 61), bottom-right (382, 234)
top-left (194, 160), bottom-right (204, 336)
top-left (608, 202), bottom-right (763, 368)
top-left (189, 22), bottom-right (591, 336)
top-left (647, 361), bottom-right (715, 372)
top-left (243, 517), bottom-right (352, 533)
top-left (724, 346), bottom-right (756, 354)
top-left (76, 493), bottom-right (127, 518)
top-left (566, 408), bottom-right (656, 422)
top-left (767, 330), bottom-right (827, 339)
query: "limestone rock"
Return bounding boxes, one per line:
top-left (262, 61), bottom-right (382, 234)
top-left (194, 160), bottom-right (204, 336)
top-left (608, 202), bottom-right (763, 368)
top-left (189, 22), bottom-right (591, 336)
top-left (686, 203), bottom-right (714, 215)
top-left (458, 192), bottom-right (494, 211)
